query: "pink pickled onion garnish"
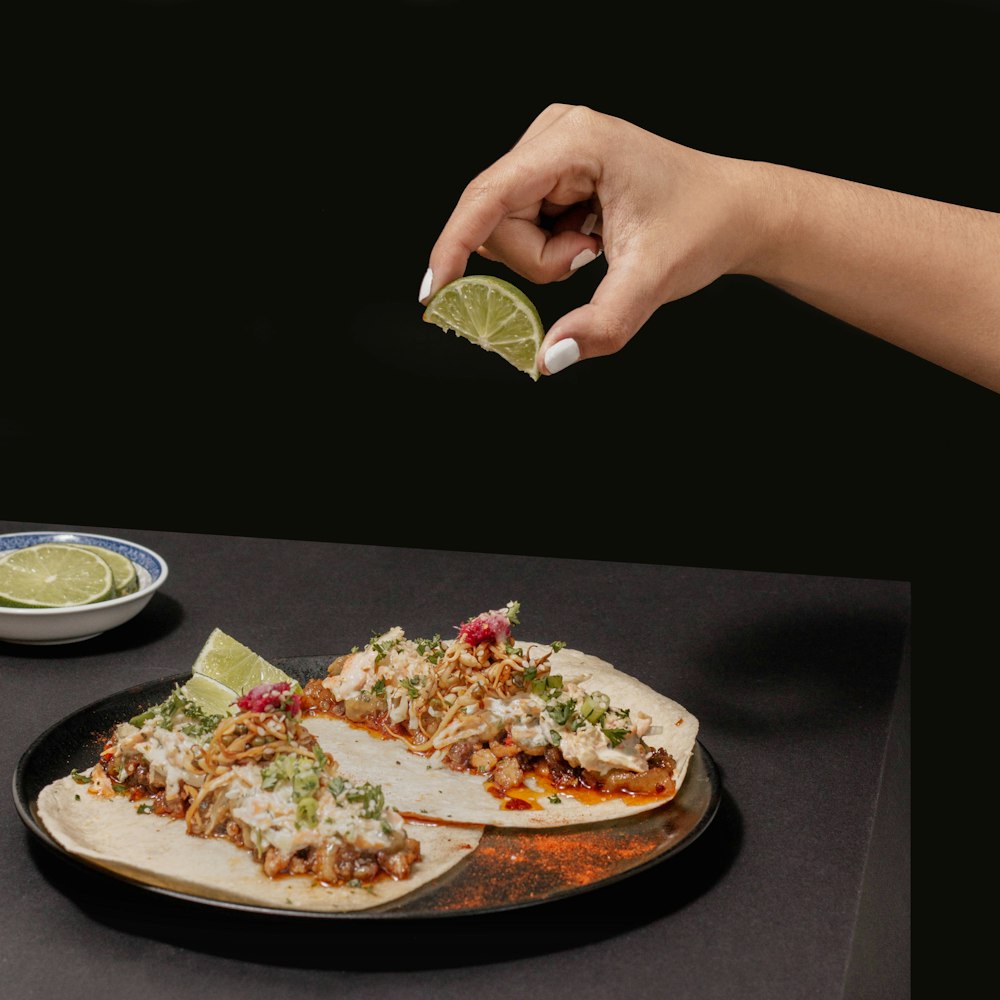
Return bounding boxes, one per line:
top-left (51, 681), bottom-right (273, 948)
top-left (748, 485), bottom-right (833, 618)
top-left (457, 609), bottom-right (513, 647)
top-left (236, 681), bottom-right (301, 716)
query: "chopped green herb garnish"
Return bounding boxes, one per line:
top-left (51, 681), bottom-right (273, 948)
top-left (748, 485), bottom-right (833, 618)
top-left (261, 754), bottom-right (298, 791)
top-left (531, 673), bottom-right (563, 697)
top-left (129, 685), bottom-right (224, 741)
top-left (296, 796), bottom-right (319, 827)
top-left (370, 631), bottom-right (402, 661)
top-left (580, 692), bottom-right (610, 724)
top-left (548, 698), bottom-right (577, 726)
top-left (292, 769), bottom-right (319, 799)
top-left (345, 781), bottom-right (385, 819)
top-left (603, 726), bottom-right (629, 747)
top-left (416, 634), bottom-right (445, 664)
top-left (69, 769), bottom-right (90, 784)
top-left (550, 640), bottom-right (567, 653)
top-left (548, 794), bottom-right (562, 804)
top-left (136, 803), bottom-right (153, 814)
top-left (261, 753), bottom-right (326, 824)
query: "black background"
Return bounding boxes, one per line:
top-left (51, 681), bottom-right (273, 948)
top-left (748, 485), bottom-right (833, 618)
top-left (8, 0), bottom-right (998, 594)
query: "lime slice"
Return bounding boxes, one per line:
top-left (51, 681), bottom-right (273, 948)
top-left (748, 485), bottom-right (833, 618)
top-left (180, 673), bottom-right (240, 717)
top-left (68, 544), bottom-right (139, 597)
top-left (191, 627), bottom-right (295, 695)
top-left (422, 275), bottom-right (544, 380)
top-left (0, 543), bottom-right (115, 609)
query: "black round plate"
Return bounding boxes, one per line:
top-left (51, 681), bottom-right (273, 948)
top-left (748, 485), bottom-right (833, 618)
top-left (14, 655), bottom-right (721, 919)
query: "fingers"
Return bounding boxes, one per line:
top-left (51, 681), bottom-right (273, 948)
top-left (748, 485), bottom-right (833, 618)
top-left (420, 168), bottom-right (600, 301)
top-left (509, 102), bottom-right (576, 148)
top-left (475, 202), bottom-right (600, 268)
top-left (536, 259), bottom-right (663, 375)
top-left (420, 105), bottom-right (601, 303)
top-left (420, 102), bottom-right (668, 371)
top-left (424, 162), bottom-right (596, 290)
top-left (482, 215), bottom-right (602, 284)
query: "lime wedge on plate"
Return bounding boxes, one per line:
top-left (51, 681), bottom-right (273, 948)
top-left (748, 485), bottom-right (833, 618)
top-left (0, 544), bottom-right (116, 609)
top-left (180, 673), bottom-right (241, 717)
top-left (422, 275), bottom-right (544, 380)
top-left (191, 627), bottom-right (295, 695)
top-left (68, 544), bottom-right (139, 597)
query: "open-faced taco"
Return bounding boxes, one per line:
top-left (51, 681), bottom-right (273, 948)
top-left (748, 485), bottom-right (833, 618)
top-left (300, 603), bottom-right (699, 827)
top-left (37, 678), bottom-right (482, 911)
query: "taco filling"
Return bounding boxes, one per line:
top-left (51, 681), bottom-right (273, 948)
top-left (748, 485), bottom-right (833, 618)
top-left (85, 680), bottom-right (421, 886)
top-left (301, 602), bottom-right (683, 803)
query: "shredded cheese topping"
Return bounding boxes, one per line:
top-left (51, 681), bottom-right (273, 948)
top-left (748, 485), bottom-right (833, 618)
top-left (321, 610), bottom-right (654, 775)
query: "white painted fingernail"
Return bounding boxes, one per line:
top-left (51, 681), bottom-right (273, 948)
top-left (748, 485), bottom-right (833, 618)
top-left (418, 267), bottom-right (433, 303)
top-left (570, 248), bottom-right (600, 271)
top-left (581, 213), bottom-right (598, 236)
top-left (544, 338), bottom-right (580, 374)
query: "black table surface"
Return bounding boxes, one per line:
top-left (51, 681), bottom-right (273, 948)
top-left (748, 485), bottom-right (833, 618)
top-left (1, 520), bottom-right (910, 1000)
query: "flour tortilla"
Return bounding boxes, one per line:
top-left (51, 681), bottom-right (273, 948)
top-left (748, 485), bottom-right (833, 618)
top-left (308, 645), bottom-right (699, 828)
top-left (37, 777), bottom-right (482, 912)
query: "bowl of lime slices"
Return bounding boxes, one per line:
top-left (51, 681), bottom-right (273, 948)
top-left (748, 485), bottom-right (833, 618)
top-left (0, 531), bottom-right (168, 645)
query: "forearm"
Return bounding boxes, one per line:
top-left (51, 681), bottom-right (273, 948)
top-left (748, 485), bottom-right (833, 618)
top-left (743, 162), bottom-right (1000, 391)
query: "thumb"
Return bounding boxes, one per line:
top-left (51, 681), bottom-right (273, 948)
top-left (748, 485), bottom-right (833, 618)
top-left (536, 259), bottom-right (663, 375)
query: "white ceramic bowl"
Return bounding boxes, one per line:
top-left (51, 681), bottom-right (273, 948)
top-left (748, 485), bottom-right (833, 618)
top-left (0, 531), bottom-right (169, 645)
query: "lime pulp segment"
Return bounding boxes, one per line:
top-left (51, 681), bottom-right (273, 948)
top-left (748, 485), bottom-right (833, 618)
top-left (191, 627), bottom-right (295, 694)
top-left (0, 543), bottom-right (116, 609)
top-left (422, 275), bottom-right (543, 380)
top-left (68, 544), bottom-right (139, 597)
top-left (181, 673), bottom-right (241, 716)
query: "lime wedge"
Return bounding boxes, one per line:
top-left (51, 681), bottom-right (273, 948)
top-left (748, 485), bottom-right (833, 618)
top-left (180, 673), bottom-right (240, 717)
top-left (191, 627), bottom-right (295, 696)
top-left (68, 544), bottom-right (139, 597)
top-left (422, 275), bottom-right (544, 380)
top-left (0, 543), bottom-right (116, 609)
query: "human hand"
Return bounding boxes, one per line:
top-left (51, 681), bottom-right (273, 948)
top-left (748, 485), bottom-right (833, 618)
top-left (420, 104), bottom-right (770, 375)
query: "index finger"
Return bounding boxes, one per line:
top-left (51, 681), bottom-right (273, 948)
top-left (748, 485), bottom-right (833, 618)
top-left (421, 155), bottom-right (563, 302)
top-left (421, 114), bottom-right (598, 302)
